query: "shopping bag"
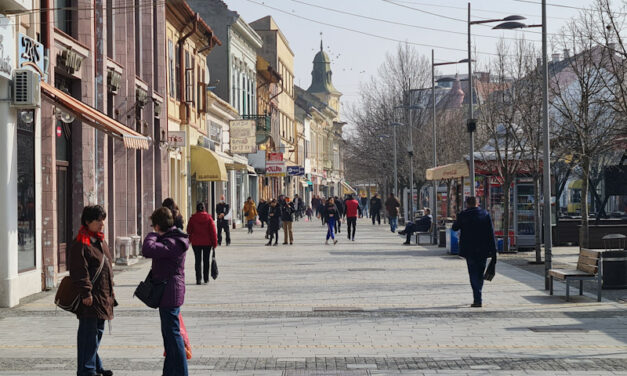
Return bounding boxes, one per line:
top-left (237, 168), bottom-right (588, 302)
top-left (163, 312), bottom-right (192, 359)
top-left (484, 255), bottom-right (497, 281)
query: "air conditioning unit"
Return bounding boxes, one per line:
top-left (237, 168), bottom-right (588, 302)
top-left (12, 69), bottom-right (41, 109)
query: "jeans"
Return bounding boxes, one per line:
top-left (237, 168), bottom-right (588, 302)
top-left (326, 217), bottom-right (336, 240)
top-left (247, 219), bottom-right (254, 233)
top-left (346, 217), bottom-right (357, 239)
top-left (371, 210), bottom-right (380, 225)
top-left (159, 307), bottom-right (188, 376)
top-left (77, 317), bottom-right (105, 376)
top-left (282, 221), bottom-right (293, 243)
top-left (466, 258), bottom-right (487, 304)
top-left (389, 216), bottom-right (398, 232)
top-left (192, 245), bottom-right (211, 283)
top-left (217, 220), bottom-right (230, 245)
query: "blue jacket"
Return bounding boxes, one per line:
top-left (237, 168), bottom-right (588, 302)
top-left (452, 207), bottom-right (497, 260)
top-left (142, 227), bottom-right (190, 308)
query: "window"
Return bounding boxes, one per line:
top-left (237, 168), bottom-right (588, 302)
top-left (17, 110), bottom-right (36, 272)
top-left (175, 43), bottom-right (181, 101)
top-left (185, 51), bottom-right (193, 104)
top-left (55, 0), bottom-right (74, 37)
top-left (168, 40), bottom-right (175, 98)
top-left (106, 0), bottom-right (114, 58)
top-left (134, 0), bottom-right (142, 76)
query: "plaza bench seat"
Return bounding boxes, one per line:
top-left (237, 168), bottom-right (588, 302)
top-left (549, 248), bottom-right (602, 302)
top-left (414, 224), bottom-right (434, 245)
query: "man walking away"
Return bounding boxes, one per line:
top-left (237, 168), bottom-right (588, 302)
top-left (360, 195), bottom-right (368, 218)
top-left (370, 194), bottom-right (382, 225)
top-left (281, 198), bottom-right (295, 244)
top-left (258, 199), bottom-right (268, 228)
top-left (398, 209), bottom-right (432, 245)
top-left (187, 203), bottom-right (218, 285)
top-left (344, 194), bottom-right (361, 241)
top-left (452, 196), bottom-right (497, 308)
top-left (334, 196), bottom-right (344, 234)
top-left (385, 193), bottom-right (401, 233)
top-left (215, 195), bottom-right (230, 246)
top-left (266, 199), bottom-right (281, 246)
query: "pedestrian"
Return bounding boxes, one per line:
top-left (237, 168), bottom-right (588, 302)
top-left (242, 197), bottom-right (257, 234)
top-left (318, 198), bottom-right (327, 225)
top-left (305, 206), bottom-right (313, 221)
top-left (360, 195), bottom-right (369, 218)
top-left (266, 199), bottom-right (281, 246)
top-left (281, 197), bottom-right (295, 244)
top-left (385, 193), bottom-right (401, 233)
top-left (142, 207), bottom-right (190, 376)
top-left (370, 193), bottom-right (382, 225)
top-left (344, 194), bottom-right (361, 241)
top-left (186, 202), bottom-right (218, 285)
top-left (398, 208), bottom-right (432, 245)
top-left (334, 196), bottom-right (344, 234)
top-left (324, 197), bottom-right (339, 245)
top-left (257, 199), bottom-right (269, 228)
top-left (70, 205), bottom-right (115, 376)
top-left (452, 196), bottom-right (497, 308)
top-left (162, 197), bottom-right (184, 229)
top-left (312, 195), bottom-right (320, 218)
top-left (215, 195), bottom-right (230, 246)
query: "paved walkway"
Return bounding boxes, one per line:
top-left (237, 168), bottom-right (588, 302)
top-left (1, 219), bottom-right (627, 375)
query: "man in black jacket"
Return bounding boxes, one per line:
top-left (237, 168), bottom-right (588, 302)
top-left (370, 194), bottom-right (382, 225)
top-left (398, 209), bottom-right (432, 245)
top-left (452, 196), bottom-right (497, 308)
top-left (215, 195), bottom-right (230, 246)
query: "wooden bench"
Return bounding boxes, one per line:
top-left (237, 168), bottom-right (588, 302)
top-left (549, 249), bottom-right (603, 302)
top-left (415, 224), bottom-right (434, 245)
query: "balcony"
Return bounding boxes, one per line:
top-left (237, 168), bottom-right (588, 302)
top-left (242, 114), bottom-right (271, 144)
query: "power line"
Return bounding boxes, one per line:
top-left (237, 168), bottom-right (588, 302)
top-left (288, 0), bottom-right (541, 43)
top-left (390, 0), bottom-right (571, 20)
top-left (512, 0), bottom-right (627, 14)
top-left (242, 0), bottom-right (501, 56)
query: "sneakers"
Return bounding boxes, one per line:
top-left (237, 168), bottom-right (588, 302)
top-left (352, 237), bottom-right (355, 241)
top-left (265, 242), bottom-right (272, 246)
top-left (471, 302), bottom-right (482, 308)
top-left (402, 242), bottom-right (411, 245)
top-left (398, 230), bottom-right (406, 235)
top-left (333, 240), bottom-right (338, 245)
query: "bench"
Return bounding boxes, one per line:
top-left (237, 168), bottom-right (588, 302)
top-left (415, 224), bottom-right (434, 245)
top-left (549, 249), bottom-right (603, 302)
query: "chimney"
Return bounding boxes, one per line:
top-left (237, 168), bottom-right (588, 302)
top-left (563, 49), bottom-right (570, 58)
top-left (551, 53), bottom-right (560, 63)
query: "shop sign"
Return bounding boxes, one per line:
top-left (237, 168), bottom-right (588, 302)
top-left (266, 152), bottom-right (285, 176)
top-left (287, 166), bottom-right (304, 176)
top-left (168, 131), bottom-right (186, 147)
top-left (230, 119), bottom-right (256, 154)
top-left (18, 33), bottom-right (44, 74)
top-left (0, 16), bottom-right (14, 80)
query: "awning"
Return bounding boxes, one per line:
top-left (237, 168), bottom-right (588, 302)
top-left (426, 162), bottom-right (469, 181)
top-left (569, 179), bottom-right (583, 189)
top-left (190, 145), bottom-right (227, 181)
top-left (41, 81), bottom-right (150, 150)
top-left (341, 181), bottom-right (357, 194)
top-left (300, 181), bottom-right (308, 188)
top-left (225, 162), bottom-right (248, 171)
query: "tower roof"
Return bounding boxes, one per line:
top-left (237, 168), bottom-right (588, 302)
top-left (307, 41), bottom-right (340, 95)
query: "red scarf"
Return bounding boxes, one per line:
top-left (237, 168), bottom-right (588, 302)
top-left (77, 225), bottom-right (105, 245)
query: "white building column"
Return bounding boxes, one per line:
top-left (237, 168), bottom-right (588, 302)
top-left (0, 78), bottom-right (19, 307)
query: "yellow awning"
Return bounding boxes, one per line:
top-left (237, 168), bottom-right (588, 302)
top-left (342, 181), bottom-right (357, 194)
top-left (426, 162), bottom-right (469, 181)
top-left (190, 146), bottom-right (227, 182)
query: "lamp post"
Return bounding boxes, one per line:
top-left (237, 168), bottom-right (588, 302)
top-left (391, 121), bottom-right (403, 198)
top-left (492, 1), bottom-right (551, 289)
top-left (467, 2), bottom-right (526, 199)
top-left (431, 50), bottom-right (469, 244)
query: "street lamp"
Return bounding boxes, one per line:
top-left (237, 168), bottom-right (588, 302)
top-left (468, 2), bottom-right (526, 198)
top-left (431, 50), bottom-right (469, 244)
top-left (492, 2), bottom-right (552, 289)
top-left (390, 121), bottom-right (403, 198)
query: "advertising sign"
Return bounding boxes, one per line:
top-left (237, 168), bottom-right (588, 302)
top-left (0, 16), bottom-right (14, 80)
top-left (266, 152), bottom-right (285, 176)
top-left (230, 120), bottom-right (257, 154)
top-left (168, 131), bottom-right (186, 147)
top-left (18, 33), bottom-right (44, 75)
top-left (287, 166), bottom-right (305, 176)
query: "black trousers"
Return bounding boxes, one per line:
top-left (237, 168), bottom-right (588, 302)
top-left (217, 220), bottom-right (230, 245)
top-left (192, 245), bottom-right (212, 283)
top-left (466, 258), bottom-right (487, 304)
top-left (334, 218), bottom-right (341, 233)
top-left (371, 210), bottom-right (381, 225)
top-left (346, 217), bottom-right (357, 239)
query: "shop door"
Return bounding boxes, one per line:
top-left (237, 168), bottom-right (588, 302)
top-left (56, 164), bottom-right (70, 272)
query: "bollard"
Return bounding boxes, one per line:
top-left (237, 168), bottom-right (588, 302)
top-left (130, 235), bottom-right (142, 258)
top-left (115, 236), bottom-right (136, 265)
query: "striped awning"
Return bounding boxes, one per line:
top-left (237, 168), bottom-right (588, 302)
top-left (41, 81), bottom-right (150, 150)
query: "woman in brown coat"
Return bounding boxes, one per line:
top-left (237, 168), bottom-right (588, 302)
top-left (69, 205), bottom-right (116, 376)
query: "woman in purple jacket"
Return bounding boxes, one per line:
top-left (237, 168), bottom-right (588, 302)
top-left (142, 207), bottom-right (190, 376)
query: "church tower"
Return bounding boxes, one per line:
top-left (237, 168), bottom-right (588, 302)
top-left (307, 41), bottom-right (342, 118)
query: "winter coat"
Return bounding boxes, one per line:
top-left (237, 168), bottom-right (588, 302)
top-left (324, 204), bottom-right (339, 221)
top-left (243, 201), bottom-right (257, 221)
top-left (187, 211), bottom-right (217, 248)
top-left (344, 199), bottom-right (360, 218)
top-left (258, 202), bottom-right (269, 221)
top-left (215, 202), bottom-right (230, 223)
top-left (385, 196), bottom-right (401, 217)
top-left (142, 227), bottom-right (190, 308)
top-left (69, 238), bottom-right (115, 320)
top-left (370, 197), bottom-right (382, 212)
top-left (452, 207), bottom-right (497, 260)
top-left (281, 202), bottom-right (295, 222)
top-left (267, 205), bottom-right (282, 231)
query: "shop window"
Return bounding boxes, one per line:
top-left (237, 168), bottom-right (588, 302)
top-left (168, 40), bottom-right (175, 98)
top-left (17, 110), bottom-right (36, 272)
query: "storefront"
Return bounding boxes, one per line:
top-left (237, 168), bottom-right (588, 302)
top-left (190, 145), bottom-right (228, 216)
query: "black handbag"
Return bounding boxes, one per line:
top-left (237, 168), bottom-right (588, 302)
top-left (133, 269), bottom-right (167, 309)
top-left (484, 255), bottom-right (497, 281)
top-left (211, 248), bottom-right (219, 280)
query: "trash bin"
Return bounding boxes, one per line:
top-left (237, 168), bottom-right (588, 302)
top-left (439, 229), bottom-right (446, 248)
top-left (446, 224), bottom-right (459, 255)
top-left (602, 250), bottom-right (627, 289)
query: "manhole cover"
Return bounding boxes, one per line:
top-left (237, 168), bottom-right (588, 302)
top-left (347, 268), bottom-right (385, 271)
top-left (312, 307), bottom-right (364, 312)
top-left (529, 327), bottom-right (588, 332)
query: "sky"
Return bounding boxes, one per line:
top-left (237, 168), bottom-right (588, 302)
top-left (222, 0), bottom-right (596, 117)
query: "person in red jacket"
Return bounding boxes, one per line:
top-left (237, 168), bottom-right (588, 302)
top-left (344, 194), bottom-right (361, 241)
top-left (186, 202), bottom-right (218, 285)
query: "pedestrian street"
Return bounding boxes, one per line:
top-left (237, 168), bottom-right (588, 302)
top-left (1, 218), bottom-right (627, 375)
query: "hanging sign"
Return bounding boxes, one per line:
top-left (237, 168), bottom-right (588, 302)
top-left (230, 119), bottom-right (257, 154)
top-left (266, 152), bottom-right (285, 176)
